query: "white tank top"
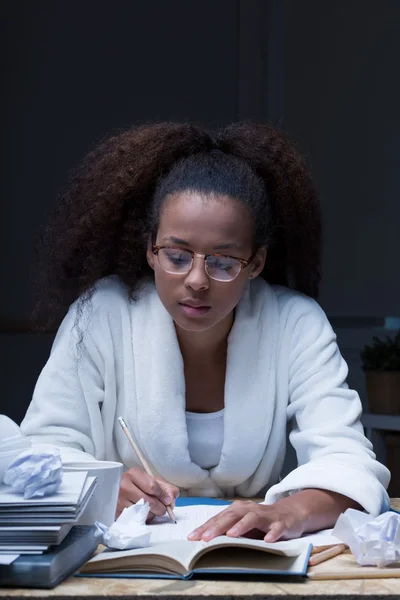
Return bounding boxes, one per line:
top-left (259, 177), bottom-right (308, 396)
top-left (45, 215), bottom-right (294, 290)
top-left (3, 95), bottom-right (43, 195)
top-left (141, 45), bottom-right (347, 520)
top-left (185, 409), bottom-right (224, 469)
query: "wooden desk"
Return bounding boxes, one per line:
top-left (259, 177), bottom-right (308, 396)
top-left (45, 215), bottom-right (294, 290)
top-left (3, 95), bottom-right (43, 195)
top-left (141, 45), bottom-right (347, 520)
top-left (1, 500), bottom-right (400, 599)
top-left (1, 572), bottom-right (400, 599)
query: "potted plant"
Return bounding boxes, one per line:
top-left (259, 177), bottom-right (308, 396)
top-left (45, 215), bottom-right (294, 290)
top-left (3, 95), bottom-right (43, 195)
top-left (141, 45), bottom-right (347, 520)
top-left (361, 330), bottom-right (400, 414)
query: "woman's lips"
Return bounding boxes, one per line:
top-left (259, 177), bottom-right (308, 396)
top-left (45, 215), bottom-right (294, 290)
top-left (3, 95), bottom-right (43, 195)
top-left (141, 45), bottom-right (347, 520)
top-left (179, 303), bottom-right (211, 317)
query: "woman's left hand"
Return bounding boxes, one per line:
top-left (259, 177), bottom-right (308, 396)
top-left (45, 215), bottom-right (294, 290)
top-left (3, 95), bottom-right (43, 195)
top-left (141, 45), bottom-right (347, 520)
top-left (187, 499), bottom-right (306, 543)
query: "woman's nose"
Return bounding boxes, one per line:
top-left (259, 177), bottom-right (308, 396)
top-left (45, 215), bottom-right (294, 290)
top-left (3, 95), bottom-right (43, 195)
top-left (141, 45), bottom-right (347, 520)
top-left (184, 255), bottom-right (209, 291)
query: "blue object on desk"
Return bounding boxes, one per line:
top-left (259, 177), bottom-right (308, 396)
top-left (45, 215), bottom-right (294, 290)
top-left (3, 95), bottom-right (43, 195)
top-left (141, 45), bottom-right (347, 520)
top-left (0, 526), bottom-right (98, 588)
top-left (176, 496), bottom-right (231, 507)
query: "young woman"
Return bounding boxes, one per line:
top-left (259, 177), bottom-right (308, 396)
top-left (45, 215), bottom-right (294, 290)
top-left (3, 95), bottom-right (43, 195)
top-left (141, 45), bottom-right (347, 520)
top-left (21, 122), bottom-right (390, 543)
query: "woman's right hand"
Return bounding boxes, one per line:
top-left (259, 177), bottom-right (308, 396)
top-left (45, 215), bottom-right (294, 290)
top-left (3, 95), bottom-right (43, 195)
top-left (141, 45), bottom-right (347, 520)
top-left (116, 467), bottom-right (180, 521)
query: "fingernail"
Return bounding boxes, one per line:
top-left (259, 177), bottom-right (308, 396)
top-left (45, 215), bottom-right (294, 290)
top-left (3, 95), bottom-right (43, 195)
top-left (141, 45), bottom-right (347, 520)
top-left (264, 532), bottom-right (275, 542)
top-left (202, 530), bottom-right (213, 540)
top-left (188, 531), bottom-right (200, 540)
top-left (162, 495), bottom-right (172, 505)
top-left (228, 527), bottom-right (239, 536)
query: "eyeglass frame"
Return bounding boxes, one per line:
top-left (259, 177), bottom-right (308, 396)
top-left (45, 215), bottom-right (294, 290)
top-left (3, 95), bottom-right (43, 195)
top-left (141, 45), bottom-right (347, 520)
top-left (152, 245), bottom-right (257, 281)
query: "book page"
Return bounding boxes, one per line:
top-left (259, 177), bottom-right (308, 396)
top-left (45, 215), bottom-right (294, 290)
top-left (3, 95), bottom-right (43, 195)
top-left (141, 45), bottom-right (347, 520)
top-left (82, 540), bottom-right (204, 575)
top-left (194, 534), bottom-right (309, 557)
top-left (149, 505), bottom-right (311, 555)
top-left (84, 506), bottom-right (312, 576)
top-left (0, 554), bottom-right (19, 565)
top-left (148, 505), bottom-right (225, 544)
top-left (302, 528), bottom-right (342, 548)
top-left (83, 535), bottom-right (310, 576)
top-left (192, 541), bottom-right (310, 575)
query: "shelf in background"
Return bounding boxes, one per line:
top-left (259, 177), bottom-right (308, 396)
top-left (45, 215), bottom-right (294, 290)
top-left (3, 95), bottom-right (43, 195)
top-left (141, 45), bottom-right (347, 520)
top-left (362, 413), bottom-right (400, 432)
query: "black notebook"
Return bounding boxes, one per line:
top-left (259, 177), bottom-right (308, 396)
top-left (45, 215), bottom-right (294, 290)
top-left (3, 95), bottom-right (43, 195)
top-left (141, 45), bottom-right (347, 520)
top-left (0, 526), bottom-right (98, 588)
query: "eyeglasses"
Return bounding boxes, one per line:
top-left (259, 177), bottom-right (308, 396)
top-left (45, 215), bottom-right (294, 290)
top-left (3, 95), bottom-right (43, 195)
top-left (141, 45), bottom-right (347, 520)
top-left (152, 246), bottom-right (256, 282)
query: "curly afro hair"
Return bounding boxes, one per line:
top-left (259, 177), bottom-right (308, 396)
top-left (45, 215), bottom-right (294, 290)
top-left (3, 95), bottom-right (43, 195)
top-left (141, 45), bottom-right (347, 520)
top-left (33, 121), bottom-right (321, 329)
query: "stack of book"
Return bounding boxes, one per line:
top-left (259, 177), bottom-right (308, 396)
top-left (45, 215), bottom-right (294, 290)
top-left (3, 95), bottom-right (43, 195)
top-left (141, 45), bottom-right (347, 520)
top-left (0, 471), bottom-right (96, 557)
top-left (0, 524), bottom-right (73, 555)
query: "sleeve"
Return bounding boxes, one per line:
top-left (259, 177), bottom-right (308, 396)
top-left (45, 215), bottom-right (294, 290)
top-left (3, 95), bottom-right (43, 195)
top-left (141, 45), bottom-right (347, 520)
top-left (20, 303), bottom-right (106, 463)
top-left (264, 299), bottom-right (391, 515)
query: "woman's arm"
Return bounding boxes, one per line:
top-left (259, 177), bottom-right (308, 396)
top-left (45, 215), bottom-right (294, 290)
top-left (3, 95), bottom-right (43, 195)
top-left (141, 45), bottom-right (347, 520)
top-left (188, 488), bottom-right (361, 542)
top-left (268, 488), bottom-right (361, 536)
top-left (264, 297), bottom-right (390, 516)
top-left (189, 297), bottom-right (390, 543)
top-left (20, 303), bottom-right (105, 462)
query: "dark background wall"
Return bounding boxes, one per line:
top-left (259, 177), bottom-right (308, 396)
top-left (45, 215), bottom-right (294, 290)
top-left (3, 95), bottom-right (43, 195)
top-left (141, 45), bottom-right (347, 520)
top-left (0, 0), bottom-right (280, 422)
top-left (283, 0), bottom-right (400, 318)
top-left (1, 1), bottom-right (399, 436)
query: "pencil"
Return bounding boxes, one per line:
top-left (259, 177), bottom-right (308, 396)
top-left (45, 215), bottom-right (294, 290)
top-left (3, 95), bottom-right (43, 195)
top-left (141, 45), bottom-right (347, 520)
top-left (117, 416), bottom-right (177, 523)
top-left (308, 543), bottom-right (347, 566)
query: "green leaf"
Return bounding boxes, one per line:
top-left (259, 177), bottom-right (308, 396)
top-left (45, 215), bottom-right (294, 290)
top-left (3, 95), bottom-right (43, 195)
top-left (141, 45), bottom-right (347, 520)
top-left (361, 329), bottom-right (400, 371)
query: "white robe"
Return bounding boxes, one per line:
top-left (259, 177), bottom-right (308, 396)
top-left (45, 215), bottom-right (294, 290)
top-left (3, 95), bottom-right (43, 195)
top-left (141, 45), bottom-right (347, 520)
top-left (20, 276), bottom-right (390, 514)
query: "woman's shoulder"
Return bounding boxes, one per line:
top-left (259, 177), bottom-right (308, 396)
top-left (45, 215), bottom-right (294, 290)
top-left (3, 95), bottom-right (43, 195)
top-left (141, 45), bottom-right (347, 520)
top-left (273, 283), bottom-right (321, 312)
top-left (89, 276), bottom-right (154, 307)
top-left (90, 275), bottom-right (130, 305)
top-left (253, 278), bottom-right (328, 327)
top-left (61, 277), bottom-right (156, 346)
top-left (69, 276), bottom-right (154, 327)
top-left (271, 283), bottom-right (332, 337)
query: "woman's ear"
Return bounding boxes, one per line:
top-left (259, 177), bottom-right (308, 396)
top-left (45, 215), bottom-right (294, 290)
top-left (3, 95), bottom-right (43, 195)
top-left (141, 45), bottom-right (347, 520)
top-left (248, 247), bottom-right (267, 279)
top-left (146, 238), bottom-right (155, 270)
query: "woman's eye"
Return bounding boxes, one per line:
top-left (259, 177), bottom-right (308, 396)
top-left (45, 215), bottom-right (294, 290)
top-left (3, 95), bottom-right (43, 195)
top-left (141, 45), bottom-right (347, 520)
top-left (170, 257), bottom-right (187, 265)
top-left (209, 256), bottom-right (237, 270)
top-left (216, 262), bottom-right (231, 271)
top-left (166, 251), bottom-right (191, 265)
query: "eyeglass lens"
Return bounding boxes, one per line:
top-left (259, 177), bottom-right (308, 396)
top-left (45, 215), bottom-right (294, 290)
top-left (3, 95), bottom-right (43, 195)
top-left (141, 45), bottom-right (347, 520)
top-left (158, 248), bottom-right (241, 281)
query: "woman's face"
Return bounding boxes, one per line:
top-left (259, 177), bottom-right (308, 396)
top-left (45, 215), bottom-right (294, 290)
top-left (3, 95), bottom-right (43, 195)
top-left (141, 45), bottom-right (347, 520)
top-left (147, 192), bottom-right (266, 334)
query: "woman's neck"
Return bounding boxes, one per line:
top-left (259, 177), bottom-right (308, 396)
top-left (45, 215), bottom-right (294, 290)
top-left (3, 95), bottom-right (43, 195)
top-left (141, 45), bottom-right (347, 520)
top-left (175, 311), bottom-right (234, 362)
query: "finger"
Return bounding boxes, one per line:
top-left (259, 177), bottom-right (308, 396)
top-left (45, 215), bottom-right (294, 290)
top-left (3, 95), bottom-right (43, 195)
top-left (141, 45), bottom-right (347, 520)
top-left (188, 507), bottom-right (245, 542)
top-left (133, 491), bottom-right (168, 517)
top-left (116, 494), bottom-right (139, 516)
top-left (115, 503), bottom-right (124, 519)
top-left (188, 500), bottom-right (256, 541)
top-left (120, 477), bottom-right (167, 517)
top-left (187, 506), bottom-right (232, 540)
top-left (226, 512), bottom-right (263, 538)
top-left (116, 494), bottom-right (135, 519)
top-left (125, 468), bottom-right (168, 503)
top-left (146, 511), bottom-right (156, 523)
top-left (264, 522), bottom-right (286, 543)
top-left (157, 481), bottom-right (180, 507)
top-left (155, 476), bottom-right (180, 503)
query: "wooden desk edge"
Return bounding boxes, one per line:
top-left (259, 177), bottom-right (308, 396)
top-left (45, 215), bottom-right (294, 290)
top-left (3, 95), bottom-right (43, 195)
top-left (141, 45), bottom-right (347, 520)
top-left (0, 499), bottom-right (399, 597)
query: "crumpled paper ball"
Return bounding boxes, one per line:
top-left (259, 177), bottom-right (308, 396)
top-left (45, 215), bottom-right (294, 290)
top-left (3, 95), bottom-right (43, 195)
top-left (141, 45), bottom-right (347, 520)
top-left (95, 498), bottom-right (151, 550)
top-left (4, 447), bottom-right (63, 499)
top-left (333, 508), bottom-right (400, 568)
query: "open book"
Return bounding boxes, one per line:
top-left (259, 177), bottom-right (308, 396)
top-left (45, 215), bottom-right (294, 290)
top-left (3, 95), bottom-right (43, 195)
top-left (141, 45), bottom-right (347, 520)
top-left (80, 505), bottom-right (312, 579)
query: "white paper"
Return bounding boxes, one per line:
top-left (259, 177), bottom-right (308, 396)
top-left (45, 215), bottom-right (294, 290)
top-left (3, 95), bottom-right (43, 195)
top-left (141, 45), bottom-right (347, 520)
top-left (149, 505), bottom-right (224, 544)
top-left (95, 503), bottom-right (348, 556)
top-left (301, 528), bottom-right (343, 548)
top-left (3, 448), bottom-right (63, 499)
top-left (96, 498), bottom-right (151, 550)
top-left (0, 545), bottom-right (48, 551)
top-left (333, 508), bottom-right (400, 567)
top-left (150, 506), bottom-right (344, 550)
top-left (0, 471), bottom-right (88, 506)
top-left (0, 554), bottom-right (19, 565)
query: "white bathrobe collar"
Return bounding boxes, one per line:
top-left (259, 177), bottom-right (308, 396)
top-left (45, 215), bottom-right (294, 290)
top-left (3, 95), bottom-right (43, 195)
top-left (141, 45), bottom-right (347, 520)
top-left (123, 278), bottom-right (279, 495)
